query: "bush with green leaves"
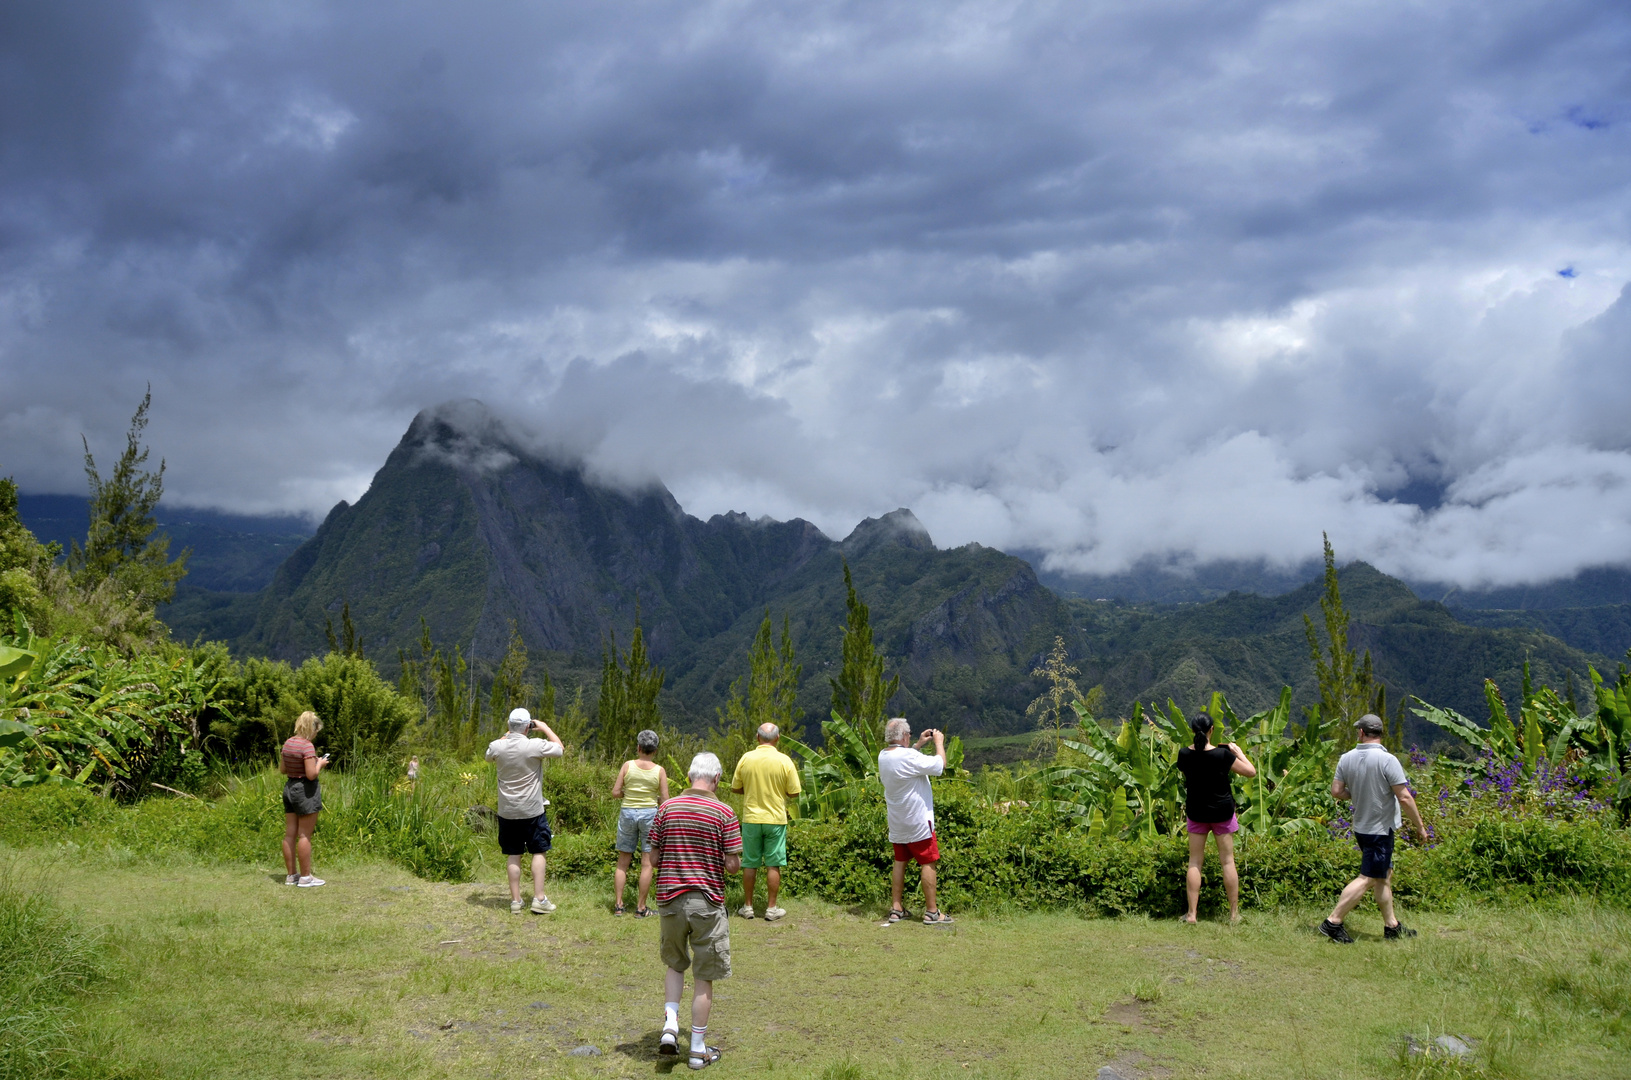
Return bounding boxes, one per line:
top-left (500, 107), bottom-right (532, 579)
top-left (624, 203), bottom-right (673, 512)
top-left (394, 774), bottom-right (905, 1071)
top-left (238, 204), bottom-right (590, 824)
top-left (290, 652), bottom-right (415, 766)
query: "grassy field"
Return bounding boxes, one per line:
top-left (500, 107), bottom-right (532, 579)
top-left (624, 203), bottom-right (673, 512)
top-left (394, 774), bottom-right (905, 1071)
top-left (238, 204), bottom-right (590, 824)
top-left (11, 849), bottom-right (1628, 1080)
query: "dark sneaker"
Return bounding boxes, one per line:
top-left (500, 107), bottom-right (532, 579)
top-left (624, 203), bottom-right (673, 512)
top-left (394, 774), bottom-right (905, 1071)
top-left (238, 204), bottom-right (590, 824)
top-left (1319, 919), bottom-right (1355, 944)
top-left (1384, 922), bottom-right (1417, 940)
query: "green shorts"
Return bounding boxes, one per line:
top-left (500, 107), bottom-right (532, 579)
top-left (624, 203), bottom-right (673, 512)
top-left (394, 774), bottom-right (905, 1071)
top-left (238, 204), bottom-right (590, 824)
top-left (740, 822), bottom-right (787, 869)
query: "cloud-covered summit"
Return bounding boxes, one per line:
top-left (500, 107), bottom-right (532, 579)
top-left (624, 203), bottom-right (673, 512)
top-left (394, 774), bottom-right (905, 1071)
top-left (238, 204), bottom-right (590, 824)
top-left (2, 0), bottom-right (1630, 589)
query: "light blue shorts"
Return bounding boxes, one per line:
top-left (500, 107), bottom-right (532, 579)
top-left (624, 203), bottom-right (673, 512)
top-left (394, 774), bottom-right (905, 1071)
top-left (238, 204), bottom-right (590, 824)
top-left (615, 807), bottom-right (658, 854)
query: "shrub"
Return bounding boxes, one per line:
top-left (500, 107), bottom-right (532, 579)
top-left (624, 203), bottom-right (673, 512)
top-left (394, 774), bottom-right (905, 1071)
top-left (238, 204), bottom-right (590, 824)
top-left (291, 653), bottom-right (415, 765)
top-left (540, 759), bottom-right (618, 833)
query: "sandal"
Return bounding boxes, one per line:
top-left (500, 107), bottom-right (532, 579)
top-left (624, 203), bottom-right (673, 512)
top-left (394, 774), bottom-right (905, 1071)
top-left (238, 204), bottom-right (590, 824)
top-left (612, 904), bottom-right (625, 916)
top-left (886, 908), bottom-right (908, 924)
top-left (688, 1045), bottom-right (722, 1070)
top-left (923, 910), bottom-right (955, 925)
top-left (634, 907), bottom-right (652, 918)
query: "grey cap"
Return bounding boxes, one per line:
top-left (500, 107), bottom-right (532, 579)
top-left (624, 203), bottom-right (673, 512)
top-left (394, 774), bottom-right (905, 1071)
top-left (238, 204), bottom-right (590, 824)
top-left (1354, 713), bottom-right (1384, 734)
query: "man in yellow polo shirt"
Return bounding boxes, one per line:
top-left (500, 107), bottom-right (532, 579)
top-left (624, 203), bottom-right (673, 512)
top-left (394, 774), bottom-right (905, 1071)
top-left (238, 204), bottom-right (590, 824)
top-left (729, 722), bottom-right (802, 921)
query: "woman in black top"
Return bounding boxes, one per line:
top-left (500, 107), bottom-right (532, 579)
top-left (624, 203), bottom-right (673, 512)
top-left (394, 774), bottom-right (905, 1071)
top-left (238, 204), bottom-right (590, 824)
top-left (1175, 711), bottom-right (1256, 923)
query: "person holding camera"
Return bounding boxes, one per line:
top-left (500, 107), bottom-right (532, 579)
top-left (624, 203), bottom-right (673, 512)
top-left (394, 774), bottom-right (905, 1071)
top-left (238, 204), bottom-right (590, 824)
top-left (878, 718), bottom-right (952, 925)
top-left (485, 708), bottom-right (565, 914)
top-left (1176, 710), bottom-right (1256, 923)
top-left (281, 710), bottom-right (330, 888)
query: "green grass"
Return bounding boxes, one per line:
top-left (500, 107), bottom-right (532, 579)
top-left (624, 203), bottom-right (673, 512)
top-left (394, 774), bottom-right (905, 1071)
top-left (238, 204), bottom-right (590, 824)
top-left (10, 850), bottom-right (1628, 1079)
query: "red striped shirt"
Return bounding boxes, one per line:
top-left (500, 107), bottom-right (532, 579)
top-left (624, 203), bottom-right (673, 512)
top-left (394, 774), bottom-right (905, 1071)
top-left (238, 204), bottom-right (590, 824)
top-left (281, 736), bottom-right (316, 779)
top-left (649, 790), bottom-right (743, 905)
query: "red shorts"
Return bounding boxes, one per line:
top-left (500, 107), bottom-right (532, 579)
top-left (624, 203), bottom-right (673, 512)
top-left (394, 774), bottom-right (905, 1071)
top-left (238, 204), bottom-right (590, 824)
top-left (892, 834), bottom-right (940, 865)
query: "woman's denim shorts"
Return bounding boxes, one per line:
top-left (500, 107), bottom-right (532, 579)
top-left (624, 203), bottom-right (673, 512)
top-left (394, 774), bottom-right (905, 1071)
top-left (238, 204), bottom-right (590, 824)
top-left (615, 806), bottom-right (659, 854)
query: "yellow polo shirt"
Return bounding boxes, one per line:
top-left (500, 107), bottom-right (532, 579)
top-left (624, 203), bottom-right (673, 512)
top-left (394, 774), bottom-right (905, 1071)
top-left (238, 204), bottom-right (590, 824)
top-left (730, 743), bottom-right (803, 824)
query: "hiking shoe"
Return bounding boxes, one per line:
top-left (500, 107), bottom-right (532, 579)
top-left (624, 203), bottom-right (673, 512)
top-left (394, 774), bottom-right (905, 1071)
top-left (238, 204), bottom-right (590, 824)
top-left (763, 906), bottom-right (786, 922)
top-left (1318, 919), bottom-right (1354, 944)
top-left (531, 896), bottom-right (556, 914)
top-left (1384, 921), bottom-right (1417, 940)
top-left (736, 905), bottom-right (755, 919)
top-left (511, 900), bottom-right (525, 914)
top-left (297, 876), bottom-right (325, 888)
top-left (285, 874), bottom-right (298, 886)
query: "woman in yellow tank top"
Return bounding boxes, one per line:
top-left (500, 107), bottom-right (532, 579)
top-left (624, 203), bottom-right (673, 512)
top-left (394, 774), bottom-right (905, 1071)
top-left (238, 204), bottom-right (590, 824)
top-left (610, 729), bottom-right (669, 916)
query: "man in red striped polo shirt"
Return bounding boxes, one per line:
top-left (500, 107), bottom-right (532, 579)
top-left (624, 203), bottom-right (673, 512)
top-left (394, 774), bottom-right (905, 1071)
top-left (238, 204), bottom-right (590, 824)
top-left (648, 752), bottom-right (742, 1070)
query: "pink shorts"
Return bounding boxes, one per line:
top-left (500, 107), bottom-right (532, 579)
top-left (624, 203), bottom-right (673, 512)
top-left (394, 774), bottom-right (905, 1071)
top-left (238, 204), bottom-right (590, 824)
top-left (1186, 815), bottom-right (1239, 836)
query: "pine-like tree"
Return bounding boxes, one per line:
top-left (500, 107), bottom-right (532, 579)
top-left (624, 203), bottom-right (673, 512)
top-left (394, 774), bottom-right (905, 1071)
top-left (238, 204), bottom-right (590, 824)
top-left (67, 388), bottom-right (188, 606)
top-left (1303, 533), bottom-right (1377, 733)
top-left (715, 611), bottom-right (804, 772)
top-left (828, 562), bottom-right (898, 743)
top-left (597, 605), bottom-right (665, 760)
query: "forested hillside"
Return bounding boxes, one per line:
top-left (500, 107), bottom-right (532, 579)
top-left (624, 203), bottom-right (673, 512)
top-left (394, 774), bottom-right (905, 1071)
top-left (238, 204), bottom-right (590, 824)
top-left (143, 400), bottom-right (1620, 744)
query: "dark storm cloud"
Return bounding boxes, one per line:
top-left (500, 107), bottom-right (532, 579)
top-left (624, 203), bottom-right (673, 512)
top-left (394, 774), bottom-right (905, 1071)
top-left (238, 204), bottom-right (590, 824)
top-left (3, 0), bottom-right (1631, 586)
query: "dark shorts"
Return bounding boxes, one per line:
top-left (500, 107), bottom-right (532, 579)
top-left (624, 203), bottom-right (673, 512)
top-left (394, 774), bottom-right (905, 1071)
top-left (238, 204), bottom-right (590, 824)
top-left (892, 834), bottom-right (940, 865)
top-left (498, 812), bottom-right (553, 856)
top-left (282, 778), bottom-right (322, 816)
top-left (1356, 830), bottom-right (1395, 879)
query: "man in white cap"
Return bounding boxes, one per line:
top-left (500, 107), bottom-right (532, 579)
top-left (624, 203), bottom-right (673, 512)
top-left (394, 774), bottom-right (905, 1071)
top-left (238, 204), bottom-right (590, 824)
top-left (485, 707), bottom-right (565, 914)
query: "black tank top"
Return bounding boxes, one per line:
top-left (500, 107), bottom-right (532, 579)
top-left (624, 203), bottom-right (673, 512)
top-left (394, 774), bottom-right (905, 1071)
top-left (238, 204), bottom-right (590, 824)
top-left (1177, 745), bottom-right (1237, 823)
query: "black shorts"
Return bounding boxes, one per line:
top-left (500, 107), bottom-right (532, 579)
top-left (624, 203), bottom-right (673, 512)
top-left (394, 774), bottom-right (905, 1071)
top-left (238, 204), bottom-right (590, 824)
top-left (498, 812), bottom-right (553, 856)
top-left (1355, 830), bottom-right (1395, 879)
top-left (282, 778), bottom-right (322, 815)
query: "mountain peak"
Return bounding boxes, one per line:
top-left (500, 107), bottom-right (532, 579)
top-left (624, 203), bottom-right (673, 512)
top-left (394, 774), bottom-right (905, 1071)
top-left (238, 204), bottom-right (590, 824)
top-left (402, 399), bottom-right (521, 474)
top-left (842, 508), bottom-right (934, 558)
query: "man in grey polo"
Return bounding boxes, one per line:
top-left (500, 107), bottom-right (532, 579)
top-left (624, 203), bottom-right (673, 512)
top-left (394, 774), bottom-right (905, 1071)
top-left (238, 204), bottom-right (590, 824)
top-left (1319, 713), bottom-right (1427, 944)
top-left (485, 708), bottom-right (564, 914)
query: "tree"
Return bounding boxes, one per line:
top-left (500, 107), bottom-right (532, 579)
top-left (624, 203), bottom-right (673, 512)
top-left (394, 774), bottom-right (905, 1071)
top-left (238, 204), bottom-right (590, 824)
top-left (828, 562), bottom-right (899, 743)
top-left (714, 610), bottom-right (804, 773)
top-left (488, 622), bottom-right (531, 723)
top-left (0, 476), bottom-right (58, 630)
top-left (1303, 533), bottom-right (1376, 732)
top-left (67, 388), bottom-right (188, 607)
top-left (597, 606), bottom-right (665, 760)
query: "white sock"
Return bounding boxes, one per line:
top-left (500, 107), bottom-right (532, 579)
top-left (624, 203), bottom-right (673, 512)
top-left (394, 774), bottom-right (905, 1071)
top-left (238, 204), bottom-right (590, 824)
top-left (690, 1025), bottom-right (707, 1054)
top-left (664, 1003), bottom-right (679, 1031)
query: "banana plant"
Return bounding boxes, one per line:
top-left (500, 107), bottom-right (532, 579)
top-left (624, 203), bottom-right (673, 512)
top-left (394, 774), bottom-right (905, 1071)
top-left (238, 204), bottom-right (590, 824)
top-left (783, 710), bottom-right (964, 821)
top-left (1225, 687), bottom-right (1335, 835)
top-left (1051, 699), bottom-right (1183, 839)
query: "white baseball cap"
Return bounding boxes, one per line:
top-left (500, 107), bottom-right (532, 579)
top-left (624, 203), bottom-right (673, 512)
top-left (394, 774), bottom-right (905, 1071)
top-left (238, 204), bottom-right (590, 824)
top-left (507, 708), bottom-right (532, 732)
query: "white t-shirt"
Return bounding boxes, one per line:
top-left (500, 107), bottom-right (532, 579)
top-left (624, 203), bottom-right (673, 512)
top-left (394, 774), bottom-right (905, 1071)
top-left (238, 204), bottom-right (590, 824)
top-left (484, 733), bottom-right (563, 819)
top-left (878, 745), bottom-right (945, 843)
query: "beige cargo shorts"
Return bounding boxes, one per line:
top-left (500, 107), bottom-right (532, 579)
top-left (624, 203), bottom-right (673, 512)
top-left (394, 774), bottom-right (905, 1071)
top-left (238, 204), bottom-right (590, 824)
top-left (658, 890), bottom-right (732, 981)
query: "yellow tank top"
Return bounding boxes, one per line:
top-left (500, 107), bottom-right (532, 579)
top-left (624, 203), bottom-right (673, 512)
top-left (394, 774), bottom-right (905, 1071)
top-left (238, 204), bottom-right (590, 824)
top-left (622, 761), bottom-right (661, 808)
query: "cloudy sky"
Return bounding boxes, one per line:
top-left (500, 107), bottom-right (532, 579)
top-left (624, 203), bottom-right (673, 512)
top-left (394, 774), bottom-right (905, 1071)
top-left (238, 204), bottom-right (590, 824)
top-left (2, 0), bottom-right (1629, 588)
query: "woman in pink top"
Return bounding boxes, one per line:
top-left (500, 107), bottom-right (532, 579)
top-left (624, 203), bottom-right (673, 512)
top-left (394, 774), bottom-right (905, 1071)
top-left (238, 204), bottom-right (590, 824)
top-left (280, 711), bottom-right (330, 887)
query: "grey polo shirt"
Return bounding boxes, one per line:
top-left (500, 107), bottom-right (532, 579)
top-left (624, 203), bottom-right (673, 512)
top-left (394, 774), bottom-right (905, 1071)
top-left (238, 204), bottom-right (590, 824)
top-left (484, 733), bottom-right (563, 819)
top-left (1335, 741), bottom-right (1408, 835)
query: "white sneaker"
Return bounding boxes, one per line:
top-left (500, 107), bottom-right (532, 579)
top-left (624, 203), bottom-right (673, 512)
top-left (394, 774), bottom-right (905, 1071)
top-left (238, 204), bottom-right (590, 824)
top-left (736, 904), bottom-right (755, 919)
top-left (285, 874), bottom-right (298, 886)
top-left (511, 900), bottom-right (524, 914)
top-left (531, 896), bottom-right (556, 914)
top-left (296, 876), bottom-right (325, 888)
top-left (764, 906), bottom-right (786, 922)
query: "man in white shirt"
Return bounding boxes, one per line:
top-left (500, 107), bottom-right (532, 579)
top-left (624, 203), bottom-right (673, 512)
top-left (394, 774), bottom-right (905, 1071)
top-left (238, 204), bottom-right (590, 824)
top-left (485, 708), bottom-right (565, 914)
top-left (877, 717), bottom-right (952, 925)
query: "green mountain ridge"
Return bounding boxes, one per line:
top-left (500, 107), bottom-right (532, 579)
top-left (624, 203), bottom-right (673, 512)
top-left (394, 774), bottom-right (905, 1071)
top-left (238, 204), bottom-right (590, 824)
top-left (159, 401), bottom-right (1620, 741)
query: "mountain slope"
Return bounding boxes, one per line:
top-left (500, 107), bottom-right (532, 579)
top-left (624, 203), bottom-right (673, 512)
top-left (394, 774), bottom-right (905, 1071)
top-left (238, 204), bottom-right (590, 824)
top-left (172, 402), bottom-right (1074, 731)
top-left (159, 400), bottom-right (1613, 743)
